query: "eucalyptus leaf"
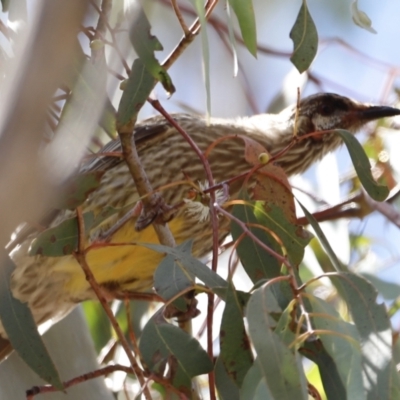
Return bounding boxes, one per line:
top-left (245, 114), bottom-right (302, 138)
top-left (142, 241), bottom-right (228, 290)
top-left (289, 1), bottom-right (318, 73)
top-left (329, 272), bottom-right (392, 399)
top-left (297, 200), bottom-right (346, 272)
top-left (220, 281), bottom-right (253, 387)
top-left (334, 129), bottom-right (389, 201)
top-left (246, 284), bottom-right (308, 399)
top-left (130, 8), bottom-right (174, 94)
top-left (117, 58), bottom-right (155, 132)
top-left (227, 0), bottom-right (257, 57)
top-left (139, 312), bottom-right (213, 395)
top-left (29, 212), bottom-right (94, 256)
top-left (0, 256), bottom-right (63, 389)
top-left (190, 0), bottom-right (211, 118)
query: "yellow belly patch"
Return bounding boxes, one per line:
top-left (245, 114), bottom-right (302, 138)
top-left (53, 217), bottom-right (185, 297)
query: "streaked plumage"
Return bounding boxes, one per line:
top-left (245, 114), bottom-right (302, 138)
top-left (2, 93), bottom-right (399, 354)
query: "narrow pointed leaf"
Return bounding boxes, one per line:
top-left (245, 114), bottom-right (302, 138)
top-left (335, 129), bottom-right (389, 201)
top-left (0, 256), bottom-right (63, 389)
top-left (215, 356), bottom-right (240, 400)
top-left (361, 273), bottom-right (400, 300)
top-left (142, 241), bottom-right (228, 290)
top-left (29, 212), bottom-right (94, 256)
top-left (297, 200), bottom-right (346, 272)
top-left (328, 272), bottom-right (392, 399)
top-left (139, 312), bottom-right (213, 394)
top-left (220, 281), bottom-right (253, 387)
top-left (289, 1), bottom-right (318, 73)
top-left (246, 284), bottom-right (308, 399)
top-left (254, 202), bottom-right (312, 265)
top-left (241, 362), bottom-right (274, 400)
top-left (117, 58), bottom-right (155, 132)
top-left (190, 0), bottom-right (211, 117)
top-left (231, 200), bottom-right (282, 283)
top-left (306, 294), bottom-right (364, 398)
top-left (154, 242), bottom-right (195, 311)
top-left (227, 0), bottom-right (257, 56)
top-left (130, 8), bottom-right (174, 94)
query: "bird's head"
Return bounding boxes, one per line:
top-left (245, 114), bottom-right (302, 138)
top-left (264, 92), bottom-right (400, 175)
top-left (294, 93), bottom-right (400, 136)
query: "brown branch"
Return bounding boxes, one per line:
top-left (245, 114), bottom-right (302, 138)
top-left (171, 0), bottom-right (191, 36)
top-left (89, 0), bottom-right (131, 74)
top-left (215, 205), bottom-right (290, 266)
top-left (74, 207), bottom-right (151, 400)
top-left (148, 98), bottom-right (219, 399)
top-left (162, 0), bottom-right (219, 71)
top-left (90, 0), bottom-right (112, 65)
top-left (26, 364), bottom-right (137, 399)
top-left (118, 131), bottom-right (176, 248)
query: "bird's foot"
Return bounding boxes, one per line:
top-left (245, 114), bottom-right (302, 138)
top-left (135, 195), bottom-right (176, 231)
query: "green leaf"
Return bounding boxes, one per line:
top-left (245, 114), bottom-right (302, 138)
top-left (231, 200), bottom-right (282, 283)
top-left (227, 0), bottom-right (257, 57)
top-left (329, 272), bottom-right (392, 399)
top-left (391, 340), bottom-right (400, 398)
top-left (246, 284), bottom-right (308, 399)
top-left (99, 97), bottom-right (117, 138)
top-left (190, 0), bottom-right (211, 118)
top-left (215, 356), bottom-right (240, 400)
top-left (139, 312), bottom-right (213, 395)
top-left (154, 242), bottom-right (195, 311)
top-left (254, 202), bottom-right (311, 266)
top-left (58, 171), bottom-right (105, 210)
top-left (130, 8), bottom-right (174, 94)
top-left (0, 256), bottom-right (63, 389)
top-left (29, 212), bottom-right (94, 256)
top-left (334, 129), bottom-right (389, 201)
top-left (297, 201), bottom-right (346, 272)
top-left (252, 379), bottom-right (276, 400)
top-left (240, 363), bottom-right (274, 400)
top-left (274, 300), bottom-right (297, 347)
top-left (1, 0), bottom-right (10, 12)
top-left (289, 1), bottom-right (318, 73)
top-left (220, 281), bottom-right (253, 387)
top-left (226, 3), bottom-right (239, 76)
top-left (306, 295), bottom-right (364, 398)
top-left (361, 273), bottom-right (400, 300)
top-left (117, 58), bottom-right (155, 132)
top-left (300, 340), bottom-right (347, 399)
top-left (81, 301), bottom-right (111, 354)
top-left (142, 241), bottom-right (228, 291)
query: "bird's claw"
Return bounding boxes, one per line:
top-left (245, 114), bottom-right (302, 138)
top-left (135, 195), bottom-right (176, 231)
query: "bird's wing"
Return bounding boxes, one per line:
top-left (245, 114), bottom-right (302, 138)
top-left (7, 115), bottom-right (177, 249)
top-left (80, 114), bottom-right (174, 173)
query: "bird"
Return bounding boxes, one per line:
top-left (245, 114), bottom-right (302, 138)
top-left (1, 92), bottom-right (399, 359)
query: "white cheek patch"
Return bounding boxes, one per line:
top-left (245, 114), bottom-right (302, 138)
top-left (312, 114), bottom-right (343, 131)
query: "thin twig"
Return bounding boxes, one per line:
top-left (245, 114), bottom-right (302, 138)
top-left (162, 0), bottom-right (219, 71)
top-left (118, 131), bottom-right (176, 248)
top-left (26, 364), bottom-right (136, 399)
top-left (215, 205), bottom-right (290, 266)
top-left (90, 0), bottom-right (131, 75)
top-left (74, 207), bottom-right (152, 400)
top-left (171, 0), bottom-right (191, 36)
top-left (90, 0), bottom-right (112, 64)
top-left (148, 99), bottom-right (219, 398)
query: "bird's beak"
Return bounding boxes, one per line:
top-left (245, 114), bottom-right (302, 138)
top-left (357, 105), bottom-right (400, 121)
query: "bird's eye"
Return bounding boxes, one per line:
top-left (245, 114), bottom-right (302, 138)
top-left (320, 105), bottom-right (333, 115)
